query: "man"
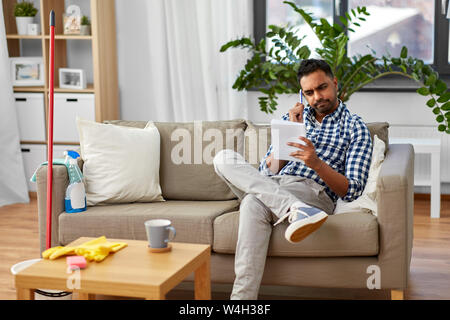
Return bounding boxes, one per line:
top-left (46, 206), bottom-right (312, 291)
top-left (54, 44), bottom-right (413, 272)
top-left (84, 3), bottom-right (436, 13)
top-left (213, 59), bottom-right (373, 300)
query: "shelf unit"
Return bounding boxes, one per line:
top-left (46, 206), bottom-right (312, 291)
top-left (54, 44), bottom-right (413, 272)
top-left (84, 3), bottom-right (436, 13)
top-left (3, 0), bottom-right (119, 192)
top-left (2, 0), bottom-right (119, 140)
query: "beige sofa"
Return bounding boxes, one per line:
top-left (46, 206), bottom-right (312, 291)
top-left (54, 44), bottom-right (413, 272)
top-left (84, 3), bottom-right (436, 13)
top-left (36, 119), bottom-right (414, 299)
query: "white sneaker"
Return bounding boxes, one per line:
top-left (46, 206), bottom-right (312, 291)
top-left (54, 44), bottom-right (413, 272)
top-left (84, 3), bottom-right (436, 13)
top-left (284, 203), bottom-right (328, 243)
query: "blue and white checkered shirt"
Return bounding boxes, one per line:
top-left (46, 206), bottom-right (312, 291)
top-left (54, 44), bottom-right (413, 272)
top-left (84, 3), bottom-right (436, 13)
top-left (259, 101), bottom-right (372, 203)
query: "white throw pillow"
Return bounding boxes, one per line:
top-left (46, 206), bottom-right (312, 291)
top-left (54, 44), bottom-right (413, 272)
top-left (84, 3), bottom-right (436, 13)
top-left (76, 118), bottom-right (165, 206)
top-left (333, 135), bottom-right (385, 216)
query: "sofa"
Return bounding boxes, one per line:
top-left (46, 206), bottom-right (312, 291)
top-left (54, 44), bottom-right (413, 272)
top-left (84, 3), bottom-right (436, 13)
top-left (35, 119), bottom-right (414, 300)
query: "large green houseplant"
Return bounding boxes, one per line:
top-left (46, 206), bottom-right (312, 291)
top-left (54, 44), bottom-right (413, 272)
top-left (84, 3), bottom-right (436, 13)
top-left (220, 1), bottom-right (450, 133)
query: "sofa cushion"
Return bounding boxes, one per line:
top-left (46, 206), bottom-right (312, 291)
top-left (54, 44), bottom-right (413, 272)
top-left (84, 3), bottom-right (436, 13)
top-left (244, 120), bottom-right (389, 159)
top-left (366, 122), bottom-right (389, 154)
top-left (59, 199), bottom-right (240, 246)
top-left (244, 121), bottom-right (272, 168)
top-left (334, 135), bottom-right (386, 216)
top-left (77, 118), bottom-right (164, 206)
top-left (103, 119), bottom-right (247, 200)
top-left (213, 211), bottom-right (379, 257)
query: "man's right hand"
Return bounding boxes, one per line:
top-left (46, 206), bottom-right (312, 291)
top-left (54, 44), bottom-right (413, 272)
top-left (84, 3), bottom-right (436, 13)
top-left (289, 102), bottom-right (304, 123)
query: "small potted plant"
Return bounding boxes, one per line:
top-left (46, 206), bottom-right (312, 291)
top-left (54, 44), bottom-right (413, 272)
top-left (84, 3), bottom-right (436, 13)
top-left (14, 1), bottom-right (38, 35)
top-left (80, 15), bottom-right (91, 35)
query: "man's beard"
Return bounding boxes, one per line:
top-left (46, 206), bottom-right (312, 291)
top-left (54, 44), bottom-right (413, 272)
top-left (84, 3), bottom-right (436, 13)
top-left (313, 97), bottom-right (337, 114)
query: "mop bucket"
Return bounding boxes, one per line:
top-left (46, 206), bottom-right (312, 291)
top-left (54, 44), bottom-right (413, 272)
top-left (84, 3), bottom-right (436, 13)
top-left (10, 259), bottom-right (72, 300)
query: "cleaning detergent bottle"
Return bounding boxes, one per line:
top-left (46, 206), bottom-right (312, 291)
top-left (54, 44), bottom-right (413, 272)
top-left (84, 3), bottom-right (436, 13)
top-left (64, 150), bottom-right (87, 213)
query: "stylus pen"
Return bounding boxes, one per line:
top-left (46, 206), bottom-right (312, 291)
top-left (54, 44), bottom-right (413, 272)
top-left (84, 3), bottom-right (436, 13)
top-left (300, 89), bottom-right (303, 104)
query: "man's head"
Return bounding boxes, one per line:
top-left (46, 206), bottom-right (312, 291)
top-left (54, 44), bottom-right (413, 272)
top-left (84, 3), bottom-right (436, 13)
top-left (297, 59), bottom-right (339, 116)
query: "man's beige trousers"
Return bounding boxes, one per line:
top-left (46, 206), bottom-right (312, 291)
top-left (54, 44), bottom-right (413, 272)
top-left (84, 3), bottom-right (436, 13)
top-left (213, 149), bottom-right (335, 300)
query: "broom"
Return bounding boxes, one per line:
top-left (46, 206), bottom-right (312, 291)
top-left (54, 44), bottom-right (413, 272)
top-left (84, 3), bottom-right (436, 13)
top-left (11, 10), bottom-right (71, 298)
top-left (46, 10), bottom-right (55, 250)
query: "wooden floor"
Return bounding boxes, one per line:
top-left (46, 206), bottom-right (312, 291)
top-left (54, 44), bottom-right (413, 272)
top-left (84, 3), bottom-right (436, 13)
top-left (1, 195), bottom-right (449, 300)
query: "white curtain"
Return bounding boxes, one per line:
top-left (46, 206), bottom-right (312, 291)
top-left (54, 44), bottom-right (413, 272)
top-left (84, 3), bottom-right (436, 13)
top-left (116, 0), bottom-right (253, 122)
top-left (447, 0), bottom-right (450, 19)
top-left (0, 4), bottom-right (29, 207)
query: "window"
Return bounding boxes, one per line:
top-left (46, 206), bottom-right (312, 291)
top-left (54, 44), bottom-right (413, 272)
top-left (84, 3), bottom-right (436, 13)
top-left (255, 0), bottom-right (450, 90)
top-left (347, 0), bottom-right (434, 64)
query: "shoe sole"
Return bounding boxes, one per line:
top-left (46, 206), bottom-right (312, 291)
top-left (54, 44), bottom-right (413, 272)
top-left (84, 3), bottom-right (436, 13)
top-left (285, 212), bottom-right (328, 243)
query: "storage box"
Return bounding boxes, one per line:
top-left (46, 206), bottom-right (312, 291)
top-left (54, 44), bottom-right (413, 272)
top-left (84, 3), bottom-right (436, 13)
top-left (21, 144), bottom-right (47, 192)
top-left (54, 93), bottom-right (95, 142)
top-left (14, 93), bottom-right (46, 142)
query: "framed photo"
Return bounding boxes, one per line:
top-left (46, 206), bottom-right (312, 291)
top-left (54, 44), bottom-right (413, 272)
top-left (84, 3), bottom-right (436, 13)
top-left (59, 68), bottom-right (86, 90)
top-left (63, 5), bottom-right (82, 35)
top-left (10, 57), bottom-right (44, 87)
top-left (63, 14), bottom-right (81, 35)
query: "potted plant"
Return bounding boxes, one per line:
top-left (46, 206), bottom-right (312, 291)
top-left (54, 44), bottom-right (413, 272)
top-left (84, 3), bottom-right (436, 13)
top-left (14, 1), bottom-right (38, 35)
top-left (80, 15), bottom-right (91, 36)
top-left (220, 1), bottom-right (450, 134)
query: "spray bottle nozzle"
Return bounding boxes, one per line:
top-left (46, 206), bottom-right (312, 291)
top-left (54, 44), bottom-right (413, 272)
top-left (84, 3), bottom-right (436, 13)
top-left (64, 150), bottom-right (80, 159)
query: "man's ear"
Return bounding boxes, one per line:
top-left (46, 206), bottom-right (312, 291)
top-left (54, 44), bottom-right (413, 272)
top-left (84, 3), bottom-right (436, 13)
top-left (333, 77), bottom-right (338, 89)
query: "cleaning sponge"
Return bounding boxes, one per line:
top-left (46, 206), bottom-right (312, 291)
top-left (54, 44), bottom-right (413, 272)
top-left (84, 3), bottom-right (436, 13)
top-left (67, 255), bottom-right (87, 270)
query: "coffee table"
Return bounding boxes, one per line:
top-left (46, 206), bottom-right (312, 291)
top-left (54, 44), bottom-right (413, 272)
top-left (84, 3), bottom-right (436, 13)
top-left (14, 237), bottom-right (211, 300)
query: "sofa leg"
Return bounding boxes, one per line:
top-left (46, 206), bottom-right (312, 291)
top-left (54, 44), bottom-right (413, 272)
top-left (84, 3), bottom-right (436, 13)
top-left (391, 289), bottom-right (404, 300)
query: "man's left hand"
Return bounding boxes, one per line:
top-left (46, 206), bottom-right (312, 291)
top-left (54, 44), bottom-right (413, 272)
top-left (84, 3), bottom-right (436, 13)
top-left (287, 137), bottom-right (323, 171)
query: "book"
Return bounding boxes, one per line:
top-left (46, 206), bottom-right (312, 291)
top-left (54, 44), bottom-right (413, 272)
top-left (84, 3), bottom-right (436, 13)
top-left (271, 119), bottom-right (306, 162)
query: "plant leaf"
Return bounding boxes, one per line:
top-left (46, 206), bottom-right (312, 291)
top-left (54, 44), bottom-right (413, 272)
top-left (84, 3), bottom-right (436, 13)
top-left (417, 87), bottom-right (429, 96)
top-left (400, 46), bottom-right (408, 59)
top-left (435, 80), bottom-right (447, 95)
top-left (426, 98), bottom-right (436, 108)
top-left (425, 74), bottom-right (437, 86)
top-left (437, 92), bottom-right (450, 103)
top-left (441, 101), bottom-right (450, 111)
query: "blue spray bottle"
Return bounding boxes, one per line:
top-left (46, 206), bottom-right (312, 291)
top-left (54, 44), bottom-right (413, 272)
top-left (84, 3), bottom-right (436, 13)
top-left (64, 150), bottom-right (87, 213)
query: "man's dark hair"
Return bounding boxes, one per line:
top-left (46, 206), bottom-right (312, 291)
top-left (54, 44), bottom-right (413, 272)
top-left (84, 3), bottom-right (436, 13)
top-left (297, 59), bottom-right (334, 83)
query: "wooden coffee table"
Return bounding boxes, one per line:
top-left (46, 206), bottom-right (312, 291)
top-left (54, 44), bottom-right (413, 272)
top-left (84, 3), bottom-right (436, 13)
top-left (14, 237), bottom-right (211, 300)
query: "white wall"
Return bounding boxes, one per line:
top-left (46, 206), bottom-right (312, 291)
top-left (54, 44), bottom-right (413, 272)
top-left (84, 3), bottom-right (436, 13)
top-left (247, 91), bottom-right (436, 124)
top-left (248, 90), bottom-right (450, 194)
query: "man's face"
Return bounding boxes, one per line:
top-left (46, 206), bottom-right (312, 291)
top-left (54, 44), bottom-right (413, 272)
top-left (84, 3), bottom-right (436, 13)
top-left (300, 70), bottom-right (339, 115)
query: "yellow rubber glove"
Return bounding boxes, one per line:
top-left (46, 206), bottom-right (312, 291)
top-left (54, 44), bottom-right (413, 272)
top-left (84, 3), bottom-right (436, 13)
top-left (93, 245), bottom-right (113, 262)
top-left (49, 246), bottom-right (76, 260)
top-left (41, 246), bottom-right (76, 260)
top-left (42, 236), bottom-right (128, 262)
top-left (110, 242), bottom-right (128, 252)
top-left (42, 246), bottom-right (64, 259)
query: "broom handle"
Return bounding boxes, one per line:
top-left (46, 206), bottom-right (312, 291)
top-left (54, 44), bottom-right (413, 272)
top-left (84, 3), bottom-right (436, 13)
top-left (46, 10), bottom-right (55, 250)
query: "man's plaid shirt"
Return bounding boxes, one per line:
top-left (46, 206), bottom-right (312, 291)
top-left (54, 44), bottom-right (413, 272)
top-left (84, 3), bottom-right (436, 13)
top-left (259, 101), bottom-right (373, 203)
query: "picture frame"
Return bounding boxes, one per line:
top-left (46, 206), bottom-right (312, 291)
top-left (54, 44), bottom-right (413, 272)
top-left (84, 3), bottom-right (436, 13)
top-left (63, 14), bottom-right (81, 35)
top-left (10, 57), bottom-right (44, 87)
top-left (59, 68), bottom-right (87, 90)
top-left (63, 5), bottom-right (82, 35)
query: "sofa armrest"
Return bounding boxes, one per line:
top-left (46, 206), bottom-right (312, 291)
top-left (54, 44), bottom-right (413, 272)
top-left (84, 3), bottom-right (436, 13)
top-left (376, 143), bottom-right (414, 289)
top-left (36, 165), bottom-right (70, 253)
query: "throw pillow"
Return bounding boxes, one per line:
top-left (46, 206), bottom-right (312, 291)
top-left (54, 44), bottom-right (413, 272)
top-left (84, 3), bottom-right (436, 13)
top-left (103, 119), bottom-right (248, 201)
top-left (333, 134), bottom-right (386, 216)
top-left (76, 118), bottom-right (164, 206)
